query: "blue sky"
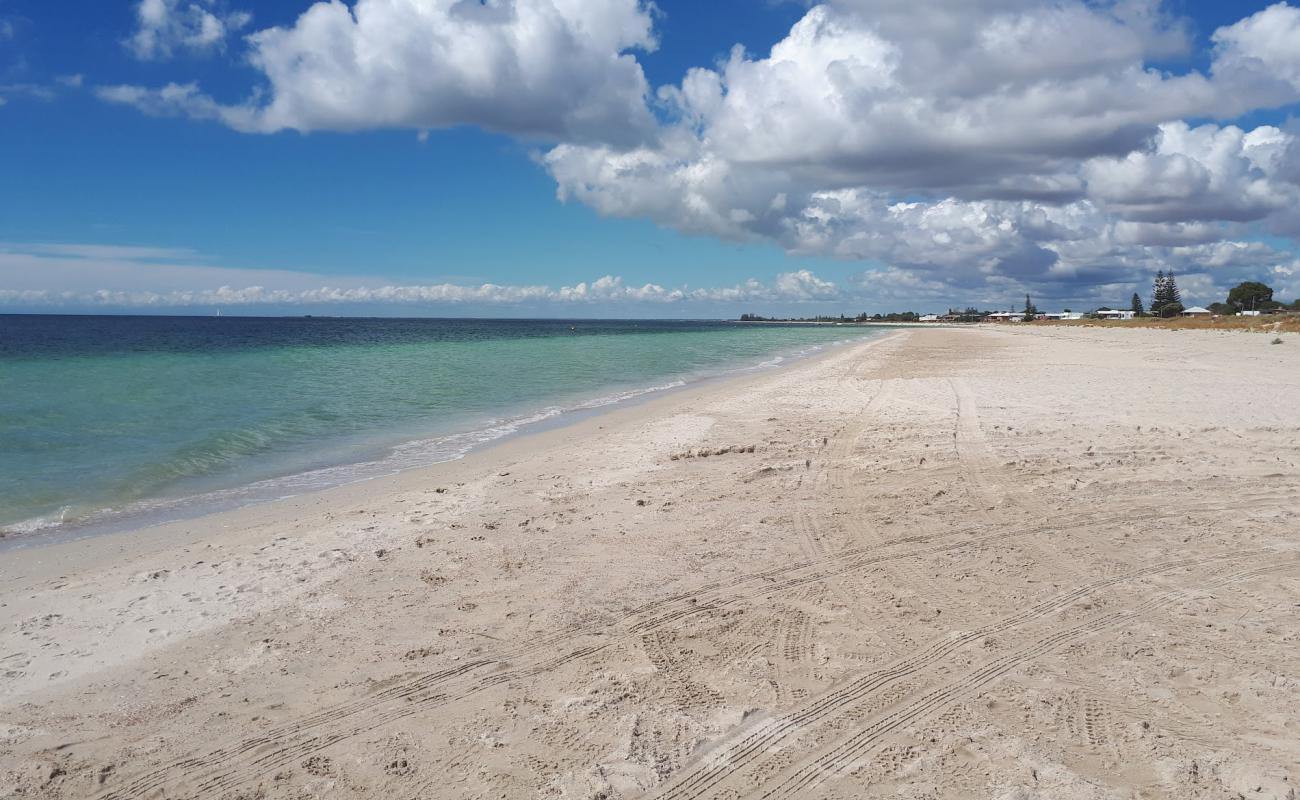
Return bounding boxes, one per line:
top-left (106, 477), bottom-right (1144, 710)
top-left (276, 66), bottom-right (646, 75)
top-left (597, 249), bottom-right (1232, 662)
top-left (3, 1), bottom-right (1300, 316)
top-left (1, 1), bottom-right (815, 283)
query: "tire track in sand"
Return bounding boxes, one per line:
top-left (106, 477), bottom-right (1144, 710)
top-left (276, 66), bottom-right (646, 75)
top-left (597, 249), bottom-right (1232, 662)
top-left (950, 376), bottom-right (1088, 586)
top-left (756, 557), bottom-right (1297, 799)
top-left (644, 547), bottom-right (1290, 800)
top-left (95, 492), bottom-right (1298, 800)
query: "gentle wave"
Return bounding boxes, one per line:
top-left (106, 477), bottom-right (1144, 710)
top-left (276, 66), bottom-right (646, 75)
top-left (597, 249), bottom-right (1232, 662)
top-left (0, 318), bottom-right (884, 545)
top-left (0, 357), bottom-right (783, 542)
top-left (0, 506), bottom-right (74, 536)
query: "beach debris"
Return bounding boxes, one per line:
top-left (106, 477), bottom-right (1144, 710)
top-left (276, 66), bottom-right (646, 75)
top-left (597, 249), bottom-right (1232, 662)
top-left (402, 646), bottom-right (441, 661)
top-left (670, 444), bottom-right (757, 460)
top-left (302, 755), bottom-right (335, 777)
top-left (320, 549), bottom-right (354, 564)
top-left (744, 463), bottom-right (796, 482)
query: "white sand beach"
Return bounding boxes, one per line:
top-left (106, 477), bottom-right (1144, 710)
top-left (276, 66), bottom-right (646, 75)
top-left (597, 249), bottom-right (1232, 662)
top-left (2, 326), bottom-right (1299, 799)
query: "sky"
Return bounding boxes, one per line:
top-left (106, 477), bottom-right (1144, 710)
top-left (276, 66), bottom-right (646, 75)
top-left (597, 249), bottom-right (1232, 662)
top-left (2, 0), bottom-right (1300, 317)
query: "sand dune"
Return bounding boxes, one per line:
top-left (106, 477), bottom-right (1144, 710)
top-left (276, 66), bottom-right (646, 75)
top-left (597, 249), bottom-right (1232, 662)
top-left (3, 326), bottom-right (1298, 799)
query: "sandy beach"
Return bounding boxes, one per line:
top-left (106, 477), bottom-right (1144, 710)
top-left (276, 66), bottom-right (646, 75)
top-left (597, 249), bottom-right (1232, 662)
top-left (2, 325), bottom-right (1298, 799)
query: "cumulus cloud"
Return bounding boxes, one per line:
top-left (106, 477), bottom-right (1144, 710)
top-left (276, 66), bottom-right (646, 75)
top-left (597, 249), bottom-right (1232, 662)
top-left (544, 1), bottom-right (1300, 304)
top-left (1212, 2), bottom-right (1300, 104)
top-left (1083, 122), bottom-right (1293, 223)
top-left (125, 0), bottom-right (251, 60)
top-left (649, 2), bottom-right (1221, 198)
top-left (88, 1), bottom-right (1300, 306)
top-left (104, 0), bottom-right (659, 144)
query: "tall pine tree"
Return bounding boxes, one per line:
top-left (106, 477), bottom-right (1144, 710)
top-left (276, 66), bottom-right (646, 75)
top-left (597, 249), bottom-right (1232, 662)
top-left (1131, 292), bottom-right (1144, 316)
top-left (1151, 270), bottom-right (1167, 317)
top-left (1165, 271), bottom-right (1181, 308)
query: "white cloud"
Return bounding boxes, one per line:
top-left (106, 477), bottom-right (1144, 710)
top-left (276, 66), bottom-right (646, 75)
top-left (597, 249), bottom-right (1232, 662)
top-left (125, 0), bottom-right (251, 60)
top-left (1083, 122), bottom-right (1294, 223)
top-left (0, 82), bottom-right (56, 103)
top-left (96, 82), bottom-right (236, 125)
top-left (1270, 259), bottom-right (1300, 300)
top-left (5, 237), bottom-right (1293, 313)
top-left (544, 2), bottom-right (1300, 304)
top-left (0, 241), bottom-right (841, 309)
top-left (0, 274), bottom-right (841, 309)
top-left (1212, 2), bottom-right (1300, 100)
top-left (88, 1), bottom-right (1300, 307)
top-left (643, 2), bottom-right (1230, 199)
top-left (105, 0), bottom-right (659, 144)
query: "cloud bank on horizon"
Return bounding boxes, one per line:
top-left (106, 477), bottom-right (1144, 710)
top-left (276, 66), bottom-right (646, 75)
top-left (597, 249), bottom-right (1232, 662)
top-left (0, 241), bottom-right (843, 312)
top-left (14, 0), bottom-right (1300, 310)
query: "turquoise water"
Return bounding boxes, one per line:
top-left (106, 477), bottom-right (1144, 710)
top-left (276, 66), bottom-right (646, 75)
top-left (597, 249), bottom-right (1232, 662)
top-left (0, 316), bottom-right (884, 539)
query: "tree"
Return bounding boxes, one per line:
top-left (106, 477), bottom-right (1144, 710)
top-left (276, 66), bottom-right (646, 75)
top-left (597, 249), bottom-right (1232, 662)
top-left (1022, 294), bottom-right (1038, 322)
top-left (1227, 281), bottom-right (1274, 312)
top-left (1165, 271), bottom-right (1182, 313)
top-left (1150, 270), bottom-right (1167, 317)
top-left (1151, 271), bottom-right (1183, 317)
top-left (1131, 293), bottom-right (1144, 316)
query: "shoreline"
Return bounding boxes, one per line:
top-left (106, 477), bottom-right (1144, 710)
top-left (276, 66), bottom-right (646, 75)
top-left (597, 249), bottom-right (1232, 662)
top-left (0, 327), bottom-right (890, 552)
top-left (0, 329), bottom-right (903, 589)
top-left (3, 325), bottom-right (1298, 800)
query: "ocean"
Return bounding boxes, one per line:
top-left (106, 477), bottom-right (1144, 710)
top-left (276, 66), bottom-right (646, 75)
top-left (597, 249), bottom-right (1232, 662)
top-left (0, 315), bottom-right (885, 542)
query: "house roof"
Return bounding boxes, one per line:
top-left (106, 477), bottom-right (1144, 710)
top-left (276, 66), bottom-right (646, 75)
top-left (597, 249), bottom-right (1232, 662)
top-left (1183, 306), bottom-right (1210, 313)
